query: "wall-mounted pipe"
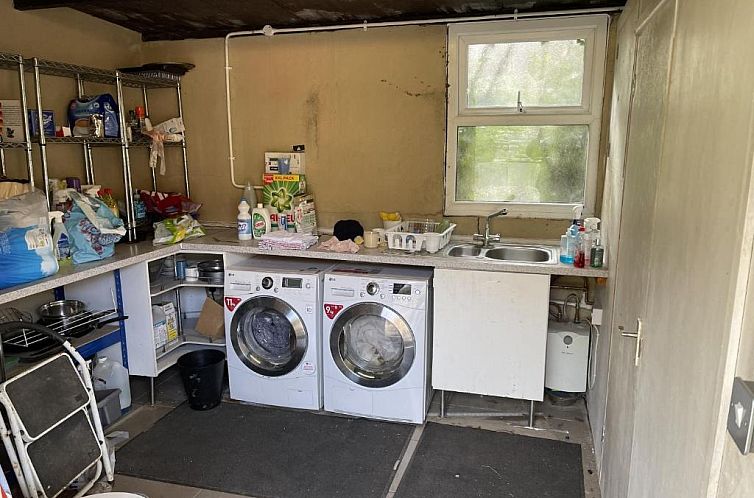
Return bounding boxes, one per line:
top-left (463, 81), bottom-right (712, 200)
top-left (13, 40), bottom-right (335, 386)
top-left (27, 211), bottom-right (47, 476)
top-left (224, 6), bottom-right (623, 189)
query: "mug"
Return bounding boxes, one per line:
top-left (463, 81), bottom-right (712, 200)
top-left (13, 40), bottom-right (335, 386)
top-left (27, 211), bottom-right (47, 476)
top-left (364, 230), bottom-right (380, 249)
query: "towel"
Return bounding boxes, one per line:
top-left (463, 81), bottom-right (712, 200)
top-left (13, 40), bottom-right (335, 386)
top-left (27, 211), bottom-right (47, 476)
top-left (258, 231), bottom-right (318, 251)
top-left (320, 236), bottom-right (360, 253)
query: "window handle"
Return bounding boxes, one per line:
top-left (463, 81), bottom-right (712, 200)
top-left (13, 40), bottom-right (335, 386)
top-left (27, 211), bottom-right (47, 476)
top-left (517, 91), bottom-right (525, 113)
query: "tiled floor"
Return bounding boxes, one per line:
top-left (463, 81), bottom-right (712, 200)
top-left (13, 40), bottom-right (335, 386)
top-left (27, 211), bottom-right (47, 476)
top-left (103, 372), bottom-right (600, 498)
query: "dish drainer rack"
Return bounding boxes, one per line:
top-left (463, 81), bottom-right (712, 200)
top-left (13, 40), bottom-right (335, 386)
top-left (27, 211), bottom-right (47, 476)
top-left (385, 219), bottom-right (456, 253)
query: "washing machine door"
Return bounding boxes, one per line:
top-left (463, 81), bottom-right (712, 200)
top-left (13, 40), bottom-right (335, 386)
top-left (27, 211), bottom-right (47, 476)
top-left (330, 303), bottom-right (415, 388)
top-left (230, 296), bottom-right (307, 376)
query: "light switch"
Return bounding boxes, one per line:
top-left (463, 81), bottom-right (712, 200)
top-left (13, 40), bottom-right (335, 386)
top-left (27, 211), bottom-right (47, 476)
top-left (727, 377), bottom-right (754, 454)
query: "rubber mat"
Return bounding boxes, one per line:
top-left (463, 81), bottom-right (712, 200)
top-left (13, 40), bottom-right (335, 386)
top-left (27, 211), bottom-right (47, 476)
top-left (116, 402), bottom-right (413, 498)
top-left (395, 422), bottom-right (584, 498)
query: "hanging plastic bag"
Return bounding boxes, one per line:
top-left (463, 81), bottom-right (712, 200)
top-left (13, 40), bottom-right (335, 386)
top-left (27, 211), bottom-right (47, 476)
top-left (64, 192), bottom-right (126, 264)
top-left (0, 190), bottom-right (58, 289)
top-left (153, 214), bottom-right (205, 245)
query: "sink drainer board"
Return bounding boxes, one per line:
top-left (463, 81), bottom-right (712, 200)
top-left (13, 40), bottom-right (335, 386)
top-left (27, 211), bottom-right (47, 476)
top-left (395, 423), bottom-right (584, 498)
top-left (116, 402), bottom-right (413, 497)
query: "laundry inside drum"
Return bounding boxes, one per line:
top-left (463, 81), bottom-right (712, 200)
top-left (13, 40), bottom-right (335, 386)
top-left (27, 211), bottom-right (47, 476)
top-left (342, 315), bottom-right (404, 376)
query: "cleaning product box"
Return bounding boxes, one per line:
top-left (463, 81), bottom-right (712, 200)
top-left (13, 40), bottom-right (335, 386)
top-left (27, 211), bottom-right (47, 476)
top-left (265, 152), bottom-right (305, 174)
top-left (154, 302), bottom-right (179, 343)
top-left (293, 194), bottom-right (318, 235)
top-left (27, 110), bottom-right (55, 138)
top-left (0, 100), bottom-right (25, 143)
top-left (262, 174), bottom-right (306, 229)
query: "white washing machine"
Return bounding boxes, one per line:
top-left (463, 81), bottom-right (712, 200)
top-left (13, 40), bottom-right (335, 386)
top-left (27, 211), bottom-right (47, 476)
top-left (224, 257), bottom-right (333, 410)
top-left (322, 263), bottom-right (433, 424)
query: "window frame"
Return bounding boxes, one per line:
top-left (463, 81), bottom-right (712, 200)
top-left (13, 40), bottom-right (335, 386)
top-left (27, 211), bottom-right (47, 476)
top-left (445, 16), bottom-right (609, 219)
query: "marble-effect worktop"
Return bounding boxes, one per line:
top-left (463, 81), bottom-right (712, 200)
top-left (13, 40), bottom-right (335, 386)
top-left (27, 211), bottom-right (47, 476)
top-left (0, 229), bottom-right (607, 305)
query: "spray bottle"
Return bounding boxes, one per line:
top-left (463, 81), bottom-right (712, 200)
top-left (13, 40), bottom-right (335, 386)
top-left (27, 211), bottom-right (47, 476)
top-left (582, 217), bottom-right (601, 267)
top-left (48, 211), bottom-right (71, 261)
top-left (563, 205), bottom-right (583, 265)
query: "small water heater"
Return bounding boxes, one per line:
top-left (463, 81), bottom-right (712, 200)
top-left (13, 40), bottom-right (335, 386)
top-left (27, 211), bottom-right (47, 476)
top-left (545, 321), bottom-right (591, 393)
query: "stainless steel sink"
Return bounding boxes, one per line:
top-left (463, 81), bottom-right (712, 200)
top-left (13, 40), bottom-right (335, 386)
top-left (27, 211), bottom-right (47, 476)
top-left (448, 245), bottom-right (483, 257)
top-left (485, 246), bottom-right (553, 263)
top-left (445, 243), bottom-right (557, 264)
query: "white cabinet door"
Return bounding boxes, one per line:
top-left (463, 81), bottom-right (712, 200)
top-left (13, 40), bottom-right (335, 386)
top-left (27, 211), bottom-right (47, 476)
top-left (432, 269), bottom-right (550, 401)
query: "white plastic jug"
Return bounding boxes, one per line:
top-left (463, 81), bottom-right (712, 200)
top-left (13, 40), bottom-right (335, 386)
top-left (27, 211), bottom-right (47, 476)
top-left (93, 357), bottom-right (132, 410)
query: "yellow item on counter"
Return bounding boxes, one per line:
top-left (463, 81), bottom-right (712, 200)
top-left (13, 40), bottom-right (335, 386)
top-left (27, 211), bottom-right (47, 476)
top-left (379, 211), bottom-right (401, 221)
top-left (354, 236), bottom-right (364, 245)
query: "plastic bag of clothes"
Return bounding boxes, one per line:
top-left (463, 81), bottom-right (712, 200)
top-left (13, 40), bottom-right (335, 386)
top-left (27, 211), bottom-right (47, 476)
top-left (64, 192), bottom-right (126, 264)
top-left (0, 190), bottom-right (58, 289)
top-left (153, 215), bottom-right (205, 245)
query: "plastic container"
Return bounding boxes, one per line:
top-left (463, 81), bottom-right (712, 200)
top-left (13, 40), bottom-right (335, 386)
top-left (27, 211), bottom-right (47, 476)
top-left (242, 182), bottom-right (257, 207)
top-left (251, 203), bottom-right (271, 239)
top-left (177, 349), bottom-right (226, 411)
top-left (237, 199), bottom-right (252, 241)
top-left (95, 388), bottom-right (122, 428)
top-left (92, 356), bottom-right (131, 410)
top-left (385, 219), bottom-right (456, 253)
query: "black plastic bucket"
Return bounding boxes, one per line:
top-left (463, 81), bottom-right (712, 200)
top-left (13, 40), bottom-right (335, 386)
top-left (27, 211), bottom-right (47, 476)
top-left (177, 349), bottom-right (226, 410)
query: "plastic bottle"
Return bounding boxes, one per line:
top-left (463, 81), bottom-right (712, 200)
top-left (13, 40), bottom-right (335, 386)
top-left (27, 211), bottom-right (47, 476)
top-left (591, 238), bottom-right (605, 268)
top-left (48, 211), bottom-right (71, 261)
top-left (574, 226), bottom-right (586, 268)
top-left (237, 199), bottom-right (252, 241)
top-left (560, 235), bottom-right (571, 264)
top-left (92, 356), bottom-right (132, 410)
top-left (242, 182), bottom-right (257, 207)
top-left (583, 217), bottom-right (601, 267)
top-left (251, 203), bottom-right (271, 239)
top-left (566, 205), bottom-right (583, 265)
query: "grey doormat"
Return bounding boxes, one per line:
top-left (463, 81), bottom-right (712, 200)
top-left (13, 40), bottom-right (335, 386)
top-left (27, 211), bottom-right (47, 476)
top-left (116, 402), bottom-right (413, 498)
top-left (395, 423), bottom-right (584, 498)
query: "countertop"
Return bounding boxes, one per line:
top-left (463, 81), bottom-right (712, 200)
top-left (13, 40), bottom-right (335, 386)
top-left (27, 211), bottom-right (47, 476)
top-left (0, 229), bottom-right (608, 305)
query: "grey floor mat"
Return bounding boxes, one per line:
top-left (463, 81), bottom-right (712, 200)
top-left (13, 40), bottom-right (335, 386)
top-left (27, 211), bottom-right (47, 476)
top-left (116, 402), bottom-right (413, 498)
top-left (395, 422), bottom-right (584, 498)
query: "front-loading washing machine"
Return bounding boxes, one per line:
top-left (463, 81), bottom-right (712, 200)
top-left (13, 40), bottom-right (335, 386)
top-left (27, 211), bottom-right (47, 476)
top-left (224, 257), bottom-right (333, 410)
top-left (322, 263), bottom-right (433, 424)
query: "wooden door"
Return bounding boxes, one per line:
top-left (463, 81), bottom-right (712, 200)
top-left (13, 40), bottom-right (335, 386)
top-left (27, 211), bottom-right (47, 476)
top-left (600, 2), bottom-right (675, 495)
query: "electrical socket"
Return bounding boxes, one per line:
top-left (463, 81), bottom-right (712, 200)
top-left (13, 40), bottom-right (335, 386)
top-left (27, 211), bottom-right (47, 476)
top-left (591, 308), bottom-right (604, 326)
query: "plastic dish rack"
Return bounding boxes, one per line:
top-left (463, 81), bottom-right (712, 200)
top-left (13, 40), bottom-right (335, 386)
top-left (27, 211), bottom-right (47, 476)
top-left (385, 220), bottom-right (456, 253)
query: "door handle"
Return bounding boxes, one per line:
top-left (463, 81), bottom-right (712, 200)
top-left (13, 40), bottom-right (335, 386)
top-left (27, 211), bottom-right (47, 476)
top-left (618, 318), bottom-right (643, 366)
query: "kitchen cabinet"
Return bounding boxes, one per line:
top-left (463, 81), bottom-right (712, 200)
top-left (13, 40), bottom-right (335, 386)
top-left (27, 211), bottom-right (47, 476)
top-left (431, 269), bottom-right (550, 401)
top-left (119, 252), bottom-right (225, 384)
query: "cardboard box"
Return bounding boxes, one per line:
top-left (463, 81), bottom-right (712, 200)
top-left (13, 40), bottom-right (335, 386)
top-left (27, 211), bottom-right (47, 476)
top-left (0, 100), bottom-right (25, 143)
top-left (265, 151), bottom-right (305, 174)
top-left (263, 174), bottom-right (307, 229)
top-left (154, 302), bottom-right (178, 343)
top-left (195, 298), bottom-right (224, 340)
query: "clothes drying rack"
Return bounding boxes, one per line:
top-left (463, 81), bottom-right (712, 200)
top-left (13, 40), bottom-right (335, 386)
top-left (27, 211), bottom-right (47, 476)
top-left (0, 321), bottom-right (114, 497)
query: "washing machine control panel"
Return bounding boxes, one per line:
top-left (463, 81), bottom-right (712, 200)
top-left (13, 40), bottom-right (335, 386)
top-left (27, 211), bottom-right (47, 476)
top-left (226, 271), bottom-right (319, 296)
top-left (326, 277), bottom-right (427, 309)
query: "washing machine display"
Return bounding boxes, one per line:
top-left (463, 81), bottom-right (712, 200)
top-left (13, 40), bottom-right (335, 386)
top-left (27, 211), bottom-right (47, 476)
top-left (330, 303), bottom-right (415, 388)
top-left (230, 296), bottom-right (307, 377)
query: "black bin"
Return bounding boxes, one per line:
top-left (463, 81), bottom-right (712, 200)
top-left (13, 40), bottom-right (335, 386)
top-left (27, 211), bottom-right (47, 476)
top-left (177, 349), bottom-right (226, 410)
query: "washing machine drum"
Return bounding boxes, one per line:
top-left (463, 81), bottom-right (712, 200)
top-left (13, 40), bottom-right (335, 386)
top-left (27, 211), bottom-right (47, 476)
top-left (231, 296), bottom-right (307, 377)
top-left (331, 303), bottom-right (415, 388)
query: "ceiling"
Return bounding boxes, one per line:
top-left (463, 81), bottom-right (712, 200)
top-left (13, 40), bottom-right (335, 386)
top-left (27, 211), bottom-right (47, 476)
top-left (14, 0), bottom-right (625, 41)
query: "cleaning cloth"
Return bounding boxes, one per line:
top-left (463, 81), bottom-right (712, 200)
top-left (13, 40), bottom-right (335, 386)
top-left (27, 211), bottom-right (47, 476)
top-left (320, 236), bottom-right (359, 253)
top-left (258, 231), bottom-right (318, 251)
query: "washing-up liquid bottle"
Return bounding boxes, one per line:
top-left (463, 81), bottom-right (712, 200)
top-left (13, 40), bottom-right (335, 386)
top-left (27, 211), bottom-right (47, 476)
top-left (48, 211), bottom-right (71, 261)
top-left (251, 203), bottom-right (271, 239)
top-left (574, 226), bottom-right (586, 268)
top-left (237, 199), bottom-right (252, 241)
top-left (565, 205), bottom-right (583, 265)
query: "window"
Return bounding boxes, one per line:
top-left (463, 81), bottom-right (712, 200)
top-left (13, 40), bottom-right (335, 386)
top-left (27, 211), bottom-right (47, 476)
top-left (445, 16), bottom-right (608, 218)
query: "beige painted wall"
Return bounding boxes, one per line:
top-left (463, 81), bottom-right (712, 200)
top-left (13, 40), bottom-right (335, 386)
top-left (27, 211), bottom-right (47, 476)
top-left (142, 24), bottom-right (613, 237)
top-left (0, 0), bottom-right (143, 199)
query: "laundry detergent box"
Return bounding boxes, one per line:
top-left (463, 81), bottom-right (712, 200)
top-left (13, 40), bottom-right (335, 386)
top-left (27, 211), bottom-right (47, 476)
top-left (0, 100), bottom-right (25, 143)
top-left (262, 174), bottom-right (306, 228)
top-left (264, 151), bottom-right (306, 174)
top-left (27, 110), bottom-right (55, 138)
